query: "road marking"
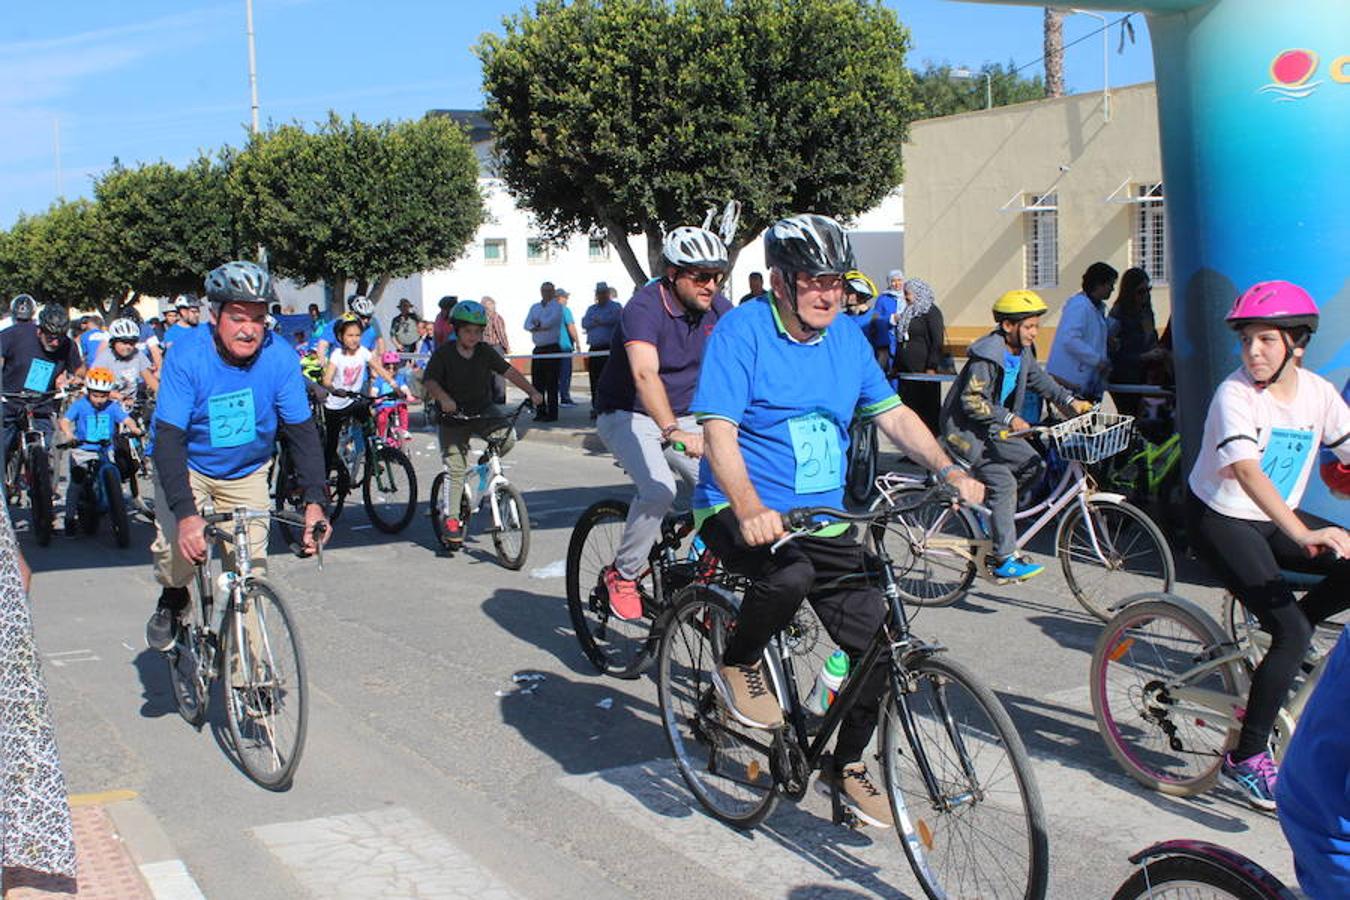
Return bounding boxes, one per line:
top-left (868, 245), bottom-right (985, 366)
top-left (47, 648), bottom-right (100, 666)
top-left (140, 860), bottom-right (207, 900)
top-left (558, 759), bottom-right (917, 897)
top-left (253, 807), bottom-right (522, 899)
top-left (69, 788), bottom-right (139, 807)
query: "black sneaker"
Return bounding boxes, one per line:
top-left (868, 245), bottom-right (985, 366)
top-left (146, 587), bottom-right (190, 651)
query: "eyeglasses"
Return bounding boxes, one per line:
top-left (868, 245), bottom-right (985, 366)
top-left (798, 274), bottom-right (844, 293)
top-left (679, 269), bottom-right (724, 286)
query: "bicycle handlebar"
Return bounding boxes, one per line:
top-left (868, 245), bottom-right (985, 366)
top-left (438, 399), bottom-right (534, 424)
top-left (200, 507), bottom-right (329, 564)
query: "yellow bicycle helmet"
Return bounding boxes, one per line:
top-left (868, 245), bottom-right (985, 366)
top-left (992, 289), bottom-right (1049, 322)
top-left (844, 270), bottom-right (878, 301)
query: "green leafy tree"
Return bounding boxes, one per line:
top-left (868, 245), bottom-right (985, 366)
top-left (95, 154), bottom-right (238, 308)
top-left (229, 112), bottom-right (484, 311)
top-left (0, 199), bottom-right (120, 314)
top-left (477, 0), bottom-right (917, 283)
top-left (910, 61), bottom-right (1046, 121)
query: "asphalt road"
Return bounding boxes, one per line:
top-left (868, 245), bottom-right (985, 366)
top-left (21, 429), bottom-right (1295, 899)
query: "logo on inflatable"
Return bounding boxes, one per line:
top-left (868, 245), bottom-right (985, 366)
top-left (1261, 48), bottom-right (1350, 101)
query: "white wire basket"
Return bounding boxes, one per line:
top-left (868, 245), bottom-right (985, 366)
top-left (1046, 412), bottom-right (1135, 464)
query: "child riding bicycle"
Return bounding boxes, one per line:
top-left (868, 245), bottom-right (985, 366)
top-left (57, 368), bottom-right (142, 533)
top-left (1185, 280), bottom-right (1350, 810)
top-left (371, 350), bottom-right (415, 449)
top-left (939, 290), bottom-right (1091, 581)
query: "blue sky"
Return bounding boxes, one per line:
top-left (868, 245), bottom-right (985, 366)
top-left (0, 1), bottom-right (1154, 227)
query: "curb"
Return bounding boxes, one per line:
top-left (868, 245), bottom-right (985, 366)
top-left (93, 793), bottom-right (207, 900)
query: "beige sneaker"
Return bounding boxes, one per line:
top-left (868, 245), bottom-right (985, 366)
top-left (712, 661), bottom-right (783, 729)
top-left (820, 762), bottom-right (894, 827)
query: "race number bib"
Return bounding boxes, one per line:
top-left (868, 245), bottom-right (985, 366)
top-left (1261, 427), bottom-right (1314, 501)
top-left (208, 389), bottom-right (257, 449)
top-left (85, 413), bottom-right (111, 442)
top-left (24, 358), bottom-right (56, 392)
top-left (787, 411), bottom-right (842, 494)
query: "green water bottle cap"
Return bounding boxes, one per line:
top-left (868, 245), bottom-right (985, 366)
top-left (825, 650), bottom-right (850, 678)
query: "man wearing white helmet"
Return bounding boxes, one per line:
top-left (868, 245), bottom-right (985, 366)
top-left (315, 294), bottom-right (384, 358)
top-left (592, 225), bottom-right (732, 620)
top-left (160, 294), bottom-right (202, 355)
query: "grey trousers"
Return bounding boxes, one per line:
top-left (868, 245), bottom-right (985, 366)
top-left (969, 434), bottom-right (1045, 560)
top-left (595, 409), bottom-right (699, 579)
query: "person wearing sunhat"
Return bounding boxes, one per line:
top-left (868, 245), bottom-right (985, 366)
top-left (582, 281), bottom-right (623, 420)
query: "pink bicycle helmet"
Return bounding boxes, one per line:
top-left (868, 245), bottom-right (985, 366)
top-left (1225, 280), bottom-right (1319, 338)
top-left (381, 350), bottom-right (402, 365)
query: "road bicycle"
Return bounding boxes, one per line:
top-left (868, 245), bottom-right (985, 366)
top-left (274, 390), bottom-right (418, 539)
top-left (430, 401), bottom-right (531, 569)
top-left (873, 411), bottom-right (1174, 620)
top-left (1111, 840), bottom-right (1297, 899)
top-left (1089, 582), bottom-right (1334, 795)
top-left (1, 389), bottom-right (65, 546)
top-left (56, 438), bottom-right (130, 548)
top-left (164, 503), bottom-right (324, 791)
top-left (657, 491), bottom-right (1048, 900)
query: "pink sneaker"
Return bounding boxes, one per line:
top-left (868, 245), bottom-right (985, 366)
top-left (603, 567), bottom-right (643, 620)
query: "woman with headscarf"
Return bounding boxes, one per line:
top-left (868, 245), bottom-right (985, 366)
top-left (0, 497), bottom-right (76, 888)
top-left (890, 277), bottom-right (946, 434)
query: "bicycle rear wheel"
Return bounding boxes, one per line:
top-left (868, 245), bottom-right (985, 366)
top-left (1223, 591), bottom-right (1346, 670)
top-left (1059, 499), bottom-right (1174, 621)
top-left (658, 585), bottom-right (777, 828)
top-left (565, 499), bottom-right (658, 679)
top-left (275, 450), bottom-right (345, 545)
top-left (490, 483), bottom-right (530, 570)
top-left (881, 653), bottom-right (1048, 900)
top-left (1090, 599), bottom-right (1242, 794)
top-left (872, 487), bottom-right (978, 607)
top-left (28, 445), bottom-right (54, 546)
top-left (167, 624), bottom-right (209, 728)
top-left (221, 578), bottom-right (308, 791)
top-left (362, 446), bottom-right (417, 534)
top-left (1111, 854), bottom-right (1294, 900)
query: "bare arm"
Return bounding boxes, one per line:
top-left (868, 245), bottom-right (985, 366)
top-left (704, 418), bottom-right (782, 546)
top-left (423, 377), bottom-right (457, 415)
top-left (1231, 459), bottom-right (1350, 557)
top-left (627, 342), bottom-right (701, 457)
top-left (874, 405), bottom-right (984, 506)
top-left (321, 361), bottom-right (337, 389)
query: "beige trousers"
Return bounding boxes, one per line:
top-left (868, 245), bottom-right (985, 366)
top-left (151, 467), bottom-right (271, 588)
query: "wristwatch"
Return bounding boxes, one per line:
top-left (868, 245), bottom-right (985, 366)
top-left (936, 463), bottom-right (961, 483)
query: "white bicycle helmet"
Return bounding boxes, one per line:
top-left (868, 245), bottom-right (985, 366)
top-left (108, 318), bottom-right (140, 341)
top-left (174, 293), bottom-right (198, 310)
top-left (662, 226), bottom-right (729, 271)
top-left (11, 294), bottom-right (37, 321)
top-left (349, 295), bottom-right (376, 317)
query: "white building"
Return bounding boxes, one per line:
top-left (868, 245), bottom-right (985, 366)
top-left (276, 110), bottom-right (905, 356)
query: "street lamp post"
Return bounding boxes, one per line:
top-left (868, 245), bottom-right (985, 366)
top-left (1070, 8), bottom-right (1110, 122)
top-left (246, 0), bottom-right (260, 134)
top-left (950, 68), bottom-right (993, 110)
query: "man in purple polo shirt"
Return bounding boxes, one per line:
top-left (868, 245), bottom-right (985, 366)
top-left (594, 225), bottom-right (732, 619)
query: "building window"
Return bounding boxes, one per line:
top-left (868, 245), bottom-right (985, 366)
top-left (483, 238), bottom-right (507, 264)
top-left (588, 237), bottom-right (610, 261)
top-left (526, 238), bottom-right (549, 263)
top-left (1132, 183), bottom-right (1167, 285)
top-left (1024, 192), bottom-right (1058, 290)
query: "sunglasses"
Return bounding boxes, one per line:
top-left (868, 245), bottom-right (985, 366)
top-left (680, 270), bottom-right (724, 286)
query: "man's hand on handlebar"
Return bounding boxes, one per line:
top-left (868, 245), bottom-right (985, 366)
top-left (670, 428), bottom-right (703, 458)
top-left (738, 504), bottom-right (785, 547)
top-left (948, 470), bottom-right (986, 507)
top-left (1071, 399), bottom-right (1094, 415)
top-left (177, 514), bottom-right (209, 564)
top-left (526, 388), bottom-right (544, 408)
top-left (300, 502), bottom-right (330, 556)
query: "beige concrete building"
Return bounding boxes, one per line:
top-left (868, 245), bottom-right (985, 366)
top-left (904, 82), bottom-right (1167, 350)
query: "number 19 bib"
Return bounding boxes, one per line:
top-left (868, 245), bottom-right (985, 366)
top-left (787, 411), bottom-right (842, 494)
top-left (1261, 427), bottom-right (1314, 501)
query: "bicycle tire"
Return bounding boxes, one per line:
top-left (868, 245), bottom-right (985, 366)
top-left (1223, 591), bottom-right (1346, 671)
top-left (220, 578), bottom-right (308, 791)
top-left (1059, 498), bottom-right (1174, 622)
top-left (490, 483), bottom-right (530, 570)
top-left (28, 445), bottom-right (54, 546)
top-left (76, 476), bottom-right (100, 535)
top-left (362, 446), bottom-right (417, 534)
top-left (565, 499), bottom-right (658, 679)
top-left (428, 472), bottom-right (454, 549)
top-left (1111, 854), bottom-right (1290, 900)
top-left (102, 464), bottom-right (131, 548)
top-left (275, 450), bottom-right (345, 545)
top-left (881, 653), bottom-right (1049, 900)
top-left (167, 625), bottom-right (208, 727)
top-left (871, 486), bottom-right (978, 607)
top-left (1090, 598), bottom-right (1243, 794)
top-left (658, 585), bottom-right (778, 828)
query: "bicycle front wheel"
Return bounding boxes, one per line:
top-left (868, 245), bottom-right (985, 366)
top-left (362, 446), bottom-right (417, 534)
top-left (1111, 854), bottom-right (1293, 900)
top-left (1090, 599), bottom-right (1242, 794)
top-left (102, 465), bottom-right (130, 548)
top-left (221, 579), bottom-right (308, 791)
top-left (1059, 499), bottom-right (1174, 621)
top-left (490, 483), bottom-right (530, 570)
top-left (28, 445), bottom-right (54, 546)
top-left (872, 487), bottom-right (978, 607)
top-left (658, 585), bottom-right (778, 828)
top-left (565, 500), bottom-right (658, 679)
top-left (881, 653), bottom-right (1048, 900)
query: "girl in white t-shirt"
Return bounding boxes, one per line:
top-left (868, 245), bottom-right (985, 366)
top-left (321, 317), bottom-right (397, 476)
top-left (1185, 281), bottom-right (1350, 811)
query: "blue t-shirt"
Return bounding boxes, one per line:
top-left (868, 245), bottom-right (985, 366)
top-left (1001, 351), bottom-right (1022, 405)
top-left (79, 330), bottom-right (108, 365)
top-left (559, 307), bottom-right (576, 352)
top-left (1278, 629), bottom-right (1350, 899)
top-left (63, 396), bottom-right (128, 451)
top-left (693, 298), bottom-right (901, 515)
top-left (372, 370), bottom-right (409, 407)
top-left (161, 321), bottom-right (202, 354)
top-left (318, 320), bottom-right (380, 350)
top-left (152, 325), bottom-right (313, 480)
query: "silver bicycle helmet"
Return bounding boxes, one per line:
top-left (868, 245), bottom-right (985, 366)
top-left (205, 261), bottom-right (275, 305)
top-left (349, 295), bottom-right (376, 317)
top-left (661, 226), bottom-right (729, 271)
top-left (11, 294), bottom-right (37, 321)
top-left (108, 318), bottom-right (140, 341)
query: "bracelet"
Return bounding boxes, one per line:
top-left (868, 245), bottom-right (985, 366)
top-left (936, 463), bottom-right (960, 483)
top-left (660, 423), bottom-right (680, 441)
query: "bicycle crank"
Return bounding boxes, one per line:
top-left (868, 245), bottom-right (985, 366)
top-left (770, 731), bottom-right (810, 800)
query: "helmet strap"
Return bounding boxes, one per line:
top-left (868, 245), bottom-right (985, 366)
top-left (1256, 332), bottom-right (1298, 390)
